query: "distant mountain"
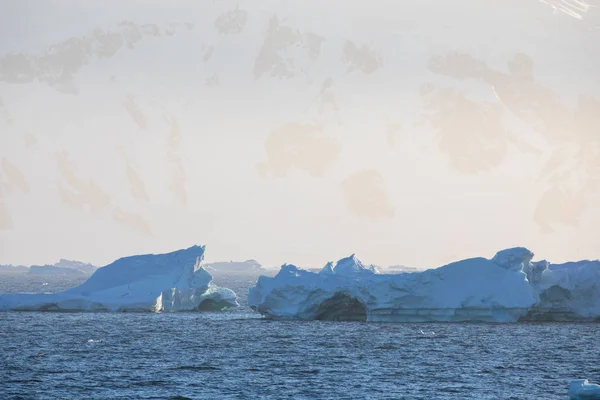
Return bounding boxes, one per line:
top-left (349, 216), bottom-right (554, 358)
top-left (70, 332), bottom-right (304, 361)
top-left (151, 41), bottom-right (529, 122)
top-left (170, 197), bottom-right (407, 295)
top-left (384, 265), bottom-right (422, 273)
top-left (204, 260), bottom-right (263, 274)
top-left (0, 265), bottom-right (28, 274)
top-left (53, 259), bottom-right (97, 274)
top-left (0, 259), bottom-right (97, 275)
top-left (28, 265), bottom-right (86, 275)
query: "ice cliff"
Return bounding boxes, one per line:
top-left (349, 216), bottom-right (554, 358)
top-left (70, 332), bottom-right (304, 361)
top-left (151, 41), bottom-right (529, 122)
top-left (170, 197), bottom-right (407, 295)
top-left (0, 245), bottom-right (238, 312)
top-left (248, 248), bottom-right (600, 322)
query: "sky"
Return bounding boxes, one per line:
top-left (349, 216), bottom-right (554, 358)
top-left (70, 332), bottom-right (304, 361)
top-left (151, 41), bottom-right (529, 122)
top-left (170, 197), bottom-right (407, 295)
top-left (0, 0), bottom-right (599, 269)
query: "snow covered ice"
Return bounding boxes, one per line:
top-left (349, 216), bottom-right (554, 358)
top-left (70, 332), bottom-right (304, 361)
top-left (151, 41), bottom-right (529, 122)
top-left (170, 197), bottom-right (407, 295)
top-left (0, 245), bottom-right (238, 312)
top-left (248, 247), bottom-right (600, 322)
top-left (569, 380), bottom-right (600, 400)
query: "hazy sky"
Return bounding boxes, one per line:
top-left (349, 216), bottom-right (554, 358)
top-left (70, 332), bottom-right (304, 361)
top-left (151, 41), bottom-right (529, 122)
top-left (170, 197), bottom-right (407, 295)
top-left (0, 0), bottom-right (599, 269)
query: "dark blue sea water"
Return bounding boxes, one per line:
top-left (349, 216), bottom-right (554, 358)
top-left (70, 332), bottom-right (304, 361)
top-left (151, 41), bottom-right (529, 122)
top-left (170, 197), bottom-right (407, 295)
top-left (1, 312), bottom-right (599, 400)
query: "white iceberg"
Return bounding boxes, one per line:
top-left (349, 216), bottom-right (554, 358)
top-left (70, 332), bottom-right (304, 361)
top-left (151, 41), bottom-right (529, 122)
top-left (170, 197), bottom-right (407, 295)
top-left (248, 248), bottom-right (600, 322)
top-left (0, 245), bottom-right (238, 312)
top-left (569, 380), bottom-right (600, 400)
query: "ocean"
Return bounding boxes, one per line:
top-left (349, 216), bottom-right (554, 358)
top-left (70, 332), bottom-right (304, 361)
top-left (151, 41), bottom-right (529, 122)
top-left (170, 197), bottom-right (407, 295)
top-left (1, 274), bottom-right (598, 399)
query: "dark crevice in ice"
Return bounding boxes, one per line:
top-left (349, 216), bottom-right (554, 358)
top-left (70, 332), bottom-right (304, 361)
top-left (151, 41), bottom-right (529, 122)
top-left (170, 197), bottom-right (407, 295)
top-left (315, 293), bottom-right (367, 322)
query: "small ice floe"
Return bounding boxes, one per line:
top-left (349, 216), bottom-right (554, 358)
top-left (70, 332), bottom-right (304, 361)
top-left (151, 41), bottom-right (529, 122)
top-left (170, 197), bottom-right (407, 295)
top-left (568, 379), bottom-right (600, 399)
top-left (87, 339), bottom-right (102, 343)
top-left (42, 283), bottom-right (48, 286)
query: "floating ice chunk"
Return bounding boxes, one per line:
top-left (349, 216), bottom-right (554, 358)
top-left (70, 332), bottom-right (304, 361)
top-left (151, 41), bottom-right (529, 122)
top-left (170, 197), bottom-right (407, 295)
top-left (568, 379), bottom-right (600, 400)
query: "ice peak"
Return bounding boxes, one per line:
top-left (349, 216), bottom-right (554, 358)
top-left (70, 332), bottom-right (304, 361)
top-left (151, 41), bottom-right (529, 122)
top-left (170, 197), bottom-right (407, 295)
top-left (319, 261), bottom-right (335, 275)
top-left (328, 254), bottom-right (378, 277)
top-left (277, 264), bottom-right (303, 277)
top-left (491, 247), bottom-right (534, 272)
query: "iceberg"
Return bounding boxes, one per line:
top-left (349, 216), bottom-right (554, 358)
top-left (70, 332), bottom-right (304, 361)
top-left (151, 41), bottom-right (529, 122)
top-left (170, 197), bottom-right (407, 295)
top-left (0, 245), bottom-right (238, 312)
top-left (248, 248), bottom-right (600, 322)
top-left (569, 380), bottom-right (600, 400)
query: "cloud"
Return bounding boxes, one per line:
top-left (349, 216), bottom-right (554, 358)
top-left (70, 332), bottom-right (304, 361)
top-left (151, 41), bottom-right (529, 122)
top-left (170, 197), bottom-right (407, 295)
top-left (429, 52), bottom-right (571, 145)
top-left (164, 115), bottom-right (187, 205)
top-left (537, 0), bottom-right (595, 20)
top-left (305, 77), bottom-right (341, 125)
top-left (24, 134), bottom-right (37, 148)
top-left (0, 187), bottom-right (12, 230)
top-left (534, 185), bottom-right (586, 232)
top-left (55, 152), bottom-right (111, 212)
top-left (125, 162), bottom-right (149, 202)
top-left (384, 118), bottom-right (402, 148)
top-left (428, 51), bottom-right (600, 230)
top-left (56, 151), bottom-right (155, 235)
top-left (257, 122), bottom-right (341, 178)
top-left (0, 97), bottom-right (12, 124)
top-left (202, 45), bottom-right (214, 62)
top-left (116, 146), bottom-right (150, 202)
top-left (341, 41), bottom-right (382, 74)
top-left (1, 157), bottom-right (30, 193)
top-left (205, 73), bottom-right (220, 87)
top-left (215, 6), bottom-right (248, 35)
top-left (421, 86), bottom-right (509, 173)
top-left (0, 20), bottom-right (194, 94)
top-left (123, 94), bottom-right (147, 129)
top-left (341, 169), bottom-right (395, 219)
top-left (111, 207), bottom-right (153, 236)
top-left (253, 15), bottom-right (325, 79)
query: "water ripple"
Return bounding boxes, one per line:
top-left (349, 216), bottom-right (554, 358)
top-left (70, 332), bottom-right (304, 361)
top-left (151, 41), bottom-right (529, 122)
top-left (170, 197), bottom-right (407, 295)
top-left (1, 313), bottom-right (599, 399)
